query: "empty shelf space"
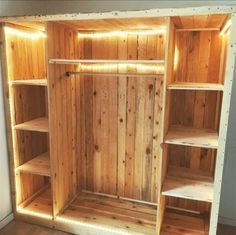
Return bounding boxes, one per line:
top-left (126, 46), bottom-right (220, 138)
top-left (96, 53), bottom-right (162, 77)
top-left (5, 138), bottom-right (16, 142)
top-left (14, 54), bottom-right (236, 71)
top-left (17, 152), bottom-right (51, 177)
top-left (167, 82), bottom-right (224, 91)
top-left (9, 79), bottom-right (47, 86)
top-left (165, 127), bottom-right (218, 149)
top-left (59, 192), bottom-right (157, 235)
top-left (162, 166), bottom-right (214, 202)
top-left (17, 187), bottom-right (53, 219)
top-left (49, 59), bottom-right (164, 65)
top-left (14, 117), bottom-right (49, 132)
top-left (161, 209), bottom-right (209, 235)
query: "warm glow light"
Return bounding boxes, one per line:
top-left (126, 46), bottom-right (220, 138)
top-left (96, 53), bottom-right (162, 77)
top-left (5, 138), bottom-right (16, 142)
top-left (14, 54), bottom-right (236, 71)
top-left (78, 63), bottom-right (165, 74)
top-left (78, 28), bottom-right (166, 38)
top-left (17, 207), bottom-right (52, 219)
top-left (57, 216), bottom-right (131, 235)
top-left (4, 26), bottom-right (46, 39)
top-left (220, 19), bottom-right (231, 36)
top-left (174, 47), bottom-right (179, 71)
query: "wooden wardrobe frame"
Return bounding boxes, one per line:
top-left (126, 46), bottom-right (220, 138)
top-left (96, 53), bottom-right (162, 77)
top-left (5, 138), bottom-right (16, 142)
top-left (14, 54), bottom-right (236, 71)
top-left (0, 5), bottom-right (236, 235)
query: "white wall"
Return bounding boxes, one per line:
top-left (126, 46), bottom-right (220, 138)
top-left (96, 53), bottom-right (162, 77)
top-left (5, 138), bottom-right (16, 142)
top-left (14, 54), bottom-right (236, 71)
top-left (0, 59), bottom-right (12, 225)
top-left (0, 0), bottom-right (235, 227)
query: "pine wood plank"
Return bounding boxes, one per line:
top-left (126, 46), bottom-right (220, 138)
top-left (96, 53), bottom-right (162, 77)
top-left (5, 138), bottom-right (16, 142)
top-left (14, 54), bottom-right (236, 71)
top-left (14, 117), bottom-right (49, 132)
top-left (162, 168), bottom-right (214, 202)
top-left (9, 79), bottom-right (47, 86)
top-left (161, 209), bottom-right (209, 235)
top-left (165, 126), bottom-right (218, 149)
top-left (60, 192), bottom-right (157, 235)
top-left (17, 152), bottom-right (51, 177)
top-left (168, 82), bottom-right (224, 91)
top-left (18, 188), bottom-right (53, 219)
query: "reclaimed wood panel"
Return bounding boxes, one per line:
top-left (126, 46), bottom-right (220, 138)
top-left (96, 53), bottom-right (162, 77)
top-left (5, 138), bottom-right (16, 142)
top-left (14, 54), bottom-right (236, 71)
top-left (79, 33), bottom-right (165, 202)
top-left (47, 22), bottom-right (79, 215)
top-left (173, 31), bottom-right (223, 84)
top-left (60, 192), bottom-right (157, 235)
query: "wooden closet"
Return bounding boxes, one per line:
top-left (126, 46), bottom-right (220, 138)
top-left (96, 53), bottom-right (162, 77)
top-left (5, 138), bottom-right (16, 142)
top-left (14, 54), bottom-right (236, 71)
top-left (0, 6), bottom-right (236, 235)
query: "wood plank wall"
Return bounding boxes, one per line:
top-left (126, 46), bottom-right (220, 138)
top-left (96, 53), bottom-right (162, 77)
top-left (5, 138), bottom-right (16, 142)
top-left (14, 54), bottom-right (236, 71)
top-left (47, 22), bottom-right (79, 215)
top-left (79, 34), bottom-right (165, 203)
top-left (166, 30), bottom-right (225, 213)
top-left (4, 25), bottom-right (48, 205)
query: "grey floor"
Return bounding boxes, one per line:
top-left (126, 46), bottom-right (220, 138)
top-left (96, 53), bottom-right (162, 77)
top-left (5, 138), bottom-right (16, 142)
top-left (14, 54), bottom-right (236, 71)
top-left (0, 220), bottom-right (236, 235)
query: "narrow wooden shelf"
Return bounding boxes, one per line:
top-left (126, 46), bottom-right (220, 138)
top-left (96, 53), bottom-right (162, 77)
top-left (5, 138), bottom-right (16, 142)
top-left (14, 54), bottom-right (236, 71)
top-left (14, 117), bottom-right (49, 132)
top-left (49, 59), bottom-right (165, 65)
top-left (161, 209), bottom-right (209, 235)
top-left (162, 166), bottom-right (214, 202)
top-left (9, 79), bottom-right (47, 86)
top-left (167, 82), bottom-right (224, 91)
top-left (59, 192), bottom-right (157, 235)
top-left (18, 187), bottom-right (53, 219)
top-left (17, 152), bottom-right (51, 177)
top-left (165, 127), bottom-right (218, 149)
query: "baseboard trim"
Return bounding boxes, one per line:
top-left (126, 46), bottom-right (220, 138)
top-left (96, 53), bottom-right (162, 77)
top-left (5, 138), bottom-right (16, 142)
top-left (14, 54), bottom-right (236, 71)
top-left (0, 213), bottom-right (14, 230)
top-left (219, 216), bottom-right (236, 227)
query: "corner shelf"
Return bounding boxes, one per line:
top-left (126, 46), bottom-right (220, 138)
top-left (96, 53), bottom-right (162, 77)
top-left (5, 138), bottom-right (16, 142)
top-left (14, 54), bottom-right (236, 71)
top-left (167, 82), bottom-right (224, 91)
top-left (17, 152), bottom-right (51, 177)
top-left (162, 166), bottom-right (214, 202)
top-left (9, 79), bottom-right (47, 86)
top-left (14, 117), bottom-right (49, 133)
top-left (161, 208), bottom-right (209, 235)
top-left (49, 59), bottom-right (165, 65)
top-left (59, 192), bottom-right (157, 235)
top-left (164, 127), bottom-right (218, 149)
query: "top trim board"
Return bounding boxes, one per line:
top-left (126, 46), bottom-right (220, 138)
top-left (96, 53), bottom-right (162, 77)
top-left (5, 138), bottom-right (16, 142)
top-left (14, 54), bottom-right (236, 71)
top-left (0, 6), bottom-right (235, 22)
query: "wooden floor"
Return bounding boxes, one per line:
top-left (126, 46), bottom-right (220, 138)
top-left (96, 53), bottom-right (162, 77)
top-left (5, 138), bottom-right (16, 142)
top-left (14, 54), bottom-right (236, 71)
top-left (0, 220), bottom-right (235, 235)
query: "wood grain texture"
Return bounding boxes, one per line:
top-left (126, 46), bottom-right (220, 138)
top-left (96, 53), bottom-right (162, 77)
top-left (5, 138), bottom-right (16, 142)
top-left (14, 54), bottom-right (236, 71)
top-left (60, 192), bottom-right (157, 235)
top-left (47, 22), bottom-right (79, 216)
top-left (79, 33), bottom-right (165, 203)
top-left (17, 152), bottom-right (51, 177)
top-left (172, 14), bottom-right (227, 30)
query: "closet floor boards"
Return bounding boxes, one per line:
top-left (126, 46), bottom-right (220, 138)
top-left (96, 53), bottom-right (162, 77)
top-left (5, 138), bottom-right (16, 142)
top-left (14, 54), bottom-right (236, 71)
top-left (59, 193), bottom-right (157, 235)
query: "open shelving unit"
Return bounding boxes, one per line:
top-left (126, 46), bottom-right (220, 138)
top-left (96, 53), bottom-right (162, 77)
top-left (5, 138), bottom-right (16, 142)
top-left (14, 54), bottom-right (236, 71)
top-left (1, 6), bottom-right (236, 235)
top-left (9, 79), bottom-right (47, 86)
top-left (17, 152), bottom-right (51, 177)
top-left (14, 117), bottom-right (49, 132)
top-left (165, 127), bottom-right (219, 149)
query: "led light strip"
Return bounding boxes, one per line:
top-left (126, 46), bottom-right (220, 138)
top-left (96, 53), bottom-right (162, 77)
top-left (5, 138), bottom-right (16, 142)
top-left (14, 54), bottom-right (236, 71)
top-left (4, 26), bottom-right (46, 39)
top-left (78, 28), bottom-right (166, 38)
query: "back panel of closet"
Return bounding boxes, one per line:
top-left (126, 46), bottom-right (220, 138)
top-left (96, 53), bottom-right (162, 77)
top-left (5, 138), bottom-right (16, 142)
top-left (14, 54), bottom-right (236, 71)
top-left (79, 31), bottom-right (165, 203)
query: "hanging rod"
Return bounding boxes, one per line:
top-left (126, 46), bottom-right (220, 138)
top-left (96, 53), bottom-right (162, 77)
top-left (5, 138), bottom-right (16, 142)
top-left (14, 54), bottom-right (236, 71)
top-left (66, 71), bottom-right (164, 77)
top-left (49, 59), bottom-right (165, 65)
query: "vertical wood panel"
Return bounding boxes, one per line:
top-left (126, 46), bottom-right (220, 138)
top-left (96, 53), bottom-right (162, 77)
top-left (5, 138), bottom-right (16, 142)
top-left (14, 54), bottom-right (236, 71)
top-left (47, 22), bottom-right (78, 215)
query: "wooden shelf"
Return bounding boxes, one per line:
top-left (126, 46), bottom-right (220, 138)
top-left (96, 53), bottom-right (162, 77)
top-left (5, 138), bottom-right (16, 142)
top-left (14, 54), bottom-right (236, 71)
top-left (162, 166), bottom-right (214, 202)
top-left (161, 209), bottom-right (209, 235)
top-left (17, 152), bottom-right (51, 177)
top-left (165, 127), bottom-right (218, 149)
top-left (14, 117), bottom-right (49, 132)
top-left (9, 79), bottom-right (47, 86)
top-left (167, 82), bottom-right (224, 91)
top-left (60, 192), bottom-right (157, 235)
top-left (49, 59), bottom-right (165, 65)
top-left (18, 187), bottom-right (53, 219)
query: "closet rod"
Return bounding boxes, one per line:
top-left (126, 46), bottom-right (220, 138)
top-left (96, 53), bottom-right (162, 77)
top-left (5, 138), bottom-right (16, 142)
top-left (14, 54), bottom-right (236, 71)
top-left (50, 59), bottom-right (165, 64)
top-left (65, 71), bottom-right (164, 77)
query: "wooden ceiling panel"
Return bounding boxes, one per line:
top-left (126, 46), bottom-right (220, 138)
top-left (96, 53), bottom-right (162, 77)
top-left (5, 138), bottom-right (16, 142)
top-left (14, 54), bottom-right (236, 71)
top-left (172, 14), bottom-right (228, 30)
top-left (58, 17), bottom-right (167, 31)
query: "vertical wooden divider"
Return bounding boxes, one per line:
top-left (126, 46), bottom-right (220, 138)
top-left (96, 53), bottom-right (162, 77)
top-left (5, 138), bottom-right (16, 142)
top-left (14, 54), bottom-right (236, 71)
top-left (47, 22), bottom-right (79, 217)
top-left (156, 17), bottom-right (175, 234)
